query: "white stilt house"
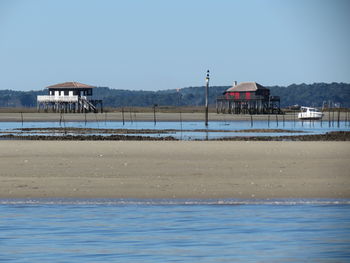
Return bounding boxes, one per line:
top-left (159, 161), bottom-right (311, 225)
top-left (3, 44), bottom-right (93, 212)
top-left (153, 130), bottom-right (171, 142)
top-left (37, 82), bottom-right (103, 113)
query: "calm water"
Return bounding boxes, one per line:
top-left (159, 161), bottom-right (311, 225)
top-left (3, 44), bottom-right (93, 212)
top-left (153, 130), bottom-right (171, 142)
top-left (1, 199), bottom-right (350, 262)
top-left (1, 120), bottom-right (350, 140)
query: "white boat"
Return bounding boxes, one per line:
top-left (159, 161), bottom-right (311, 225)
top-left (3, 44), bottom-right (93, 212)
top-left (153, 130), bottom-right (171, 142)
top-left (298, 107), bottom-right (324, 120)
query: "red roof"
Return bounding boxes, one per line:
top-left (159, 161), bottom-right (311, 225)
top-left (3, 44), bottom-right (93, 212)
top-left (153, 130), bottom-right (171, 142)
top-left (225, 82), bottom-right (267, 93)
top-left (46, 82), bottom-right (95, 89)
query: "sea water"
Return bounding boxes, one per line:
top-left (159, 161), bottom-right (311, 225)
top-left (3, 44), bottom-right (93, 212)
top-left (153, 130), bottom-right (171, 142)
top-left (1, 199), bottom-right (350, 262)
top-left (1, 120), bottom-right (350, 140)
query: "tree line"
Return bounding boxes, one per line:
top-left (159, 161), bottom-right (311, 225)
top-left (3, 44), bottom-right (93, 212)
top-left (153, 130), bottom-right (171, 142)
top-left (0, 82), bottom-right (349, 108)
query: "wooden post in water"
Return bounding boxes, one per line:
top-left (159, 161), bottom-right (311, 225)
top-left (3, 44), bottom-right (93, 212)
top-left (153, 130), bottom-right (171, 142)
top-left (64, 121), bottom-right (67, 134)
top-left (153, 104), bottom-right (157, 126)
top-left (62, 112), bottom-right (67, 134)
top-left (268, 114), bottom-right (270, 128)
top-left (282, 114), bottom-right (285, 127)
top-left (250, 114), bottom-right (253, 127)
top-left (293, 110), bottom-right (296, 127)
top-left (275, 115), bottom-right (278, 127)
top-left (21, 112), bottom-right (23, 127)
top-left (180, 110), bottom-right (183, 132)
top-left (337, 108), bottom-right (340, 128)
top-left (129, 108), bottom-right (133, 124)
top-left (328, 108), bottom-right (331, 127)
top-left (177, 89), bottom-right (183, 136)
top-left (122, 107), bottom-right (125, 126)
top-left (95, 113), bottom-right (99, 128)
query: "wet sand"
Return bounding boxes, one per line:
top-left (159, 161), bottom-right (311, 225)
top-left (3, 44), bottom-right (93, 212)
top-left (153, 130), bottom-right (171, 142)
top-left (0, 141), bottom-right (349, 199)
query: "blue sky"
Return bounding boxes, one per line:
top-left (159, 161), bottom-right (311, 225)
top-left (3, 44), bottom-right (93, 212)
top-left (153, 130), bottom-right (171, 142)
top-left (0, 0), bottom-right (349, 91)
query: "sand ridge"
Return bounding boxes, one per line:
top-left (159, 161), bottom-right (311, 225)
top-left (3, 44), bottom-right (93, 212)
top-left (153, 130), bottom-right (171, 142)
top-left (0, 141), bottom-right (349, 199)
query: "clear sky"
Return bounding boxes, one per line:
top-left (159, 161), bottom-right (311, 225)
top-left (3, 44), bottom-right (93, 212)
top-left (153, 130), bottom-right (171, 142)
top-left (1, 0), bottom-right (349, 91)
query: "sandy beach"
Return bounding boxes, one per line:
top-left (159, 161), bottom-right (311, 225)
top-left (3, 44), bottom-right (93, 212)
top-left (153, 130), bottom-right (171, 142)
top-left (0, 141), bottom-right (349, 199)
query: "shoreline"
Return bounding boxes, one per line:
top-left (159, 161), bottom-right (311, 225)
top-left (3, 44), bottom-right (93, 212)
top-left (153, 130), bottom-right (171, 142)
top-left (1, 131), bottom-right (349, 141)
top-left (1, 141), bottom-right (349, 199)
top-left (1, 198), bottom-right (349, 204)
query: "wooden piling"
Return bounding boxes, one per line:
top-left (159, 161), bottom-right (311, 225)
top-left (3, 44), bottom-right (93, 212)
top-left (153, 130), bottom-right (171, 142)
top-left (129, 108), bottom-right (133, 124)
top-left (95, 113), bottom-right (99, 128)
top-left (179, 110), bottom-right (183, 133)
top-left (21, 112), bottom-right (23, 127)
top-left (122, 107), bottom-right (125, 126)
top-left (153, 104), bottom-right (157, 126)
top-left (62, 113), bottom-right (67, 134)
top-left (293, 110), bottom-right (296, 127)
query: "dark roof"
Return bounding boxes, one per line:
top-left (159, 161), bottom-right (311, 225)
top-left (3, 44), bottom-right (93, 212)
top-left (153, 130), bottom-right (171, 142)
top-left (46, 82), bottom-right (95, 89)
top-left (225, 82), bottom-right (268, 92)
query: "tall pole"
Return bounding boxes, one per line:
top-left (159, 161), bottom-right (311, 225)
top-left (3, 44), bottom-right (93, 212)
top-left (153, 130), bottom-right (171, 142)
top-left (153, 104), bottom-right (157, 126)
top-left (205, 70), bottom-right (210, 127)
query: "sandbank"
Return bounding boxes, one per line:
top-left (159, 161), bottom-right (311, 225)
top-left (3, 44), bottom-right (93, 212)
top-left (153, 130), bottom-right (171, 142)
top-left (0, 141), bottom-right (349, 199)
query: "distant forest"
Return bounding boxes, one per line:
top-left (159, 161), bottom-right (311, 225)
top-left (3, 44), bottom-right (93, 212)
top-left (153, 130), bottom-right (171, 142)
top-left (1, 82), bottom-right (349, 108)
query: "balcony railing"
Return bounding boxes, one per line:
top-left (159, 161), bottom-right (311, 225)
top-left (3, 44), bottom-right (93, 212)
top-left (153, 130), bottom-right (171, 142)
top-left (37, 95), bottom-right (79, 103)
top-left (217, 95), bottom-right (267, 101)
